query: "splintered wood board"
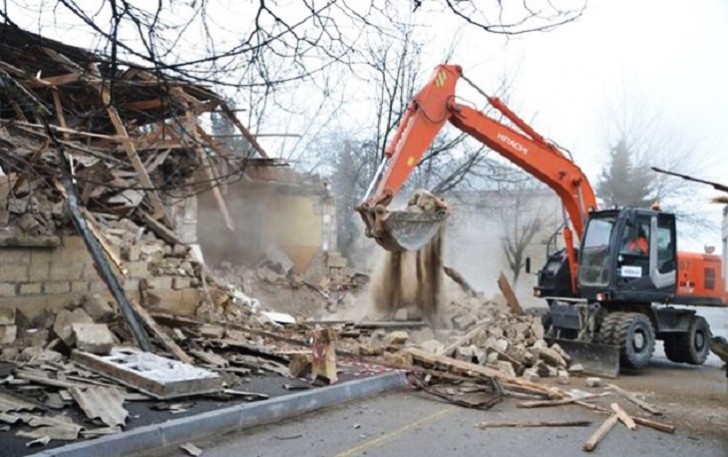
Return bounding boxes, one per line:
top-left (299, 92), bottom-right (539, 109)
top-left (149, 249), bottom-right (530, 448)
top-left (71, 348), bottom-right (222, 399)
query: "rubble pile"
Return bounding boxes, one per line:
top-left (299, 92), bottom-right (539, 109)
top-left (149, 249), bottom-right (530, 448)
top-left (428, 293), bottom-right (576, 383)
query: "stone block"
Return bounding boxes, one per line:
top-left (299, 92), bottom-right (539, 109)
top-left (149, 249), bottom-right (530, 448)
top-left (420, 339), bottom-right (444, 354)
top-left (0, 325), bottom-right (17, 345)
top-left (557, 369), bottom-right (570, 385)
top-left (28, 262), bottom-right (51, 281)
top-left (0, 283), bottom-right (16, 297)
top-left (383, 330), bottom-right (409, 347)
top-left (497, 360), bottom-right (517, 378)
top-left (1, 249), bottom-right (31, 265)
top-left (172, 277), bottom-right (192, 290)
top-left (53, 308), bottom-right (93, 345)
top-left (49, 262), bottom-right (83, 281)
top-left (0, 307), bottom-right (15, 325)
top-left (126, 261), bottom-right (149, 278)
top-left (539, 346), bottom-right (566, 368)
top-left (19, 283), bottom-right (42, 295)
top-left (44, 282), bottom-right (71, 295)
top-left (71, 323), bottom-right (114, 355)
top-left (82, 294), bottom-right (115, 322)
top-left (71, 281), bottom-right (90, 293)
top-left (30, 249), bottom-right (56, 264)
top-left (585, 377), bottom-right (602, 388)
top-left (145, 276), bottom-right (174, 290)
top-left (0, 265), bottom-right (29, 282)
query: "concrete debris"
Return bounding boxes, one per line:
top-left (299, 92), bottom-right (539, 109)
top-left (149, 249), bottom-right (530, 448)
top-left (383, 330), bottom-right (409, 348)
top-left (180, 442), bottom-right (204, 456)
top-left (72, 347), bottom-right (223, 399)
top-left (0, 325), bottom-right (17, 345)
top-left (53, 308), bottom-right (94, 346)
top-left (586, 377), bottom-right (603, 388)
top-left (0, 307), bottom-right (16, 326)
top-left (81, 295), bottom-right (116, 322)
top-left (71, 323), bottom-right (115, 355)
top-left (402, 292), bottom-right (573, 381)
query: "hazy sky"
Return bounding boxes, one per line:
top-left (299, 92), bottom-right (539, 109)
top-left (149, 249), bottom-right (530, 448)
top-left (11, 0), bottom-right (728, 250)
top-left (417, 0), bottom-right (728, 250)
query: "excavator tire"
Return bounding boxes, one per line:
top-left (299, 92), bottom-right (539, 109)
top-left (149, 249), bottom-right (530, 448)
top-left (611, 312), bottom-right (655, 369)
top-left (664, 316), bottom-right (711, 365)
top-left (596, 312), bottom-right (622, 345)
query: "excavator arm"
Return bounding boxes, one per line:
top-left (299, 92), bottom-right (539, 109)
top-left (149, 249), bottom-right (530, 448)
top-left (356, 64), bottom-right (597, 292)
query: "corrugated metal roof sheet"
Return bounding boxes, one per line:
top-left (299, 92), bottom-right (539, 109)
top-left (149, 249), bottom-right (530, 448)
top-left (69, 386), bottom-right (127, 427)
top-left (0, 392), bottom-right (40, 413)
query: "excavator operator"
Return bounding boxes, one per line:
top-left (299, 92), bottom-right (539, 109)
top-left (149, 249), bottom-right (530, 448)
top-left (626, 227), bottom-right (649, 255)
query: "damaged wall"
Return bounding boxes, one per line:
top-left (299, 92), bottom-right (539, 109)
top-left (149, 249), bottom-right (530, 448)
top-left (197, 171), bottom-right (337, 274)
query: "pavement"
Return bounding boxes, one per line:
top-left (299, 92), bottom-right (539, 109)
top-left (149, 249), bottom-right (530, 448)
top-left (141, 391), bottom-right (727, 457)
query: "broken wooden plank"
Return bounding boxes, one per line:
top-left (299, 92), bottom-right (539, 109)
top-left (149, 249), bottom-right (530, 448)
top-left (610, 402), bottom-right (637, 431)
top-left (574, 400), bottom-right (675, 434)
top-left (406, 347), bottom-right (562, 399)
top-left (517, 392), bottom-right (609, 409)
top-left (476, 420), bottom-right (591, 428)
top-left (443, 265), bottom-right (476, 297)
top-left (140, 211), bottom-right (184, 245)
top-left (189, 349), bottom-right (228, 367)
top-left (82, 208), bottom-right (128, 277)
top-left (100, 83), bottom-right (168, 222)
top-left (51, 89), bottom-right (70, 141)
top-left (185, 112), bottom-right (235, 231)
top-left (127, 298), bottom-right (193, 365)
top-left (71, 348), bottom-right (222, 400)
top-left (219, 102), bottom-right (269, 158)
top-left (12, 139), bottom-right (49, 193)
top-left (497, 272), bottom-right (524, 316)
top-left (606, 383), bottom-right (662, 416)
top-left (582, 414), bottom-right (619, 452)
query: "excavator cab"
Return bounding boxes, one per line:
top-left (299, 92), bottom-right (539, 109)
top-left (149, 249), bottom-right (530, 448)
top-left (578, 208), bottom-right (678, 302)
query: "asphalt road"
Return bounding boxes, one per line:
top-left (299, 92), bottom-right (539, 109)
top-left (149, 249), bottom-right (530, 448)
top-left (144, 391), bottom-right (727, 457)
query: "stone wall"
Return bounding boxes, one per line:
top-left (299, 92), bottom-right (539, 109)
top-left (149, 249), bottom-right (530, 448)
top-left (0, 235), bottom-right (201, 318)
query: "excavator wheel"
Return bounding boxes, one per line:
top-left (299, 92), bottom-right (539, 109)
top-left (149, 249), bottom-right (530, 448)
top-left (664, 316), bottom-right (711, 365)
top-left (605, 312), bottom-right (655, 369)
top-left (595, 312), bottom-right (622, 345)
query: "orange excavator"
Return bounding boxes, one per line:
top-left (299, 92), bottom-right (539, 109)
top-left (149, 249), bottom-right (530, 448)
top-left (356, 64), bottom-right (728, 376)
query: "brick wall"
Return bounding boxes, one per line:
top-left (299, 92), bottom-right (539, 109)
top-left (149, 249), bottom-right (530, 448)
top-left (0, 236), bottom-right (201, 319)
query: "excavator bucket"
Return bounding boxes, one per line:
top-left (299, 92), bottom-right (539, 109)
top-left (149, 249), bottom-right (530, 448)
top-left (376, 210), bottom-right (448, 251)
top-left (546, 338), bottom-right (620, 378)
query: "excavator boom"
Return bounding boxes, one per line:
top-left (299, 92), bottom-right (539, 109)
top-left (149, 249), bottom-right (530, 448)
top-left (357, 64), bottom-right (597, 291)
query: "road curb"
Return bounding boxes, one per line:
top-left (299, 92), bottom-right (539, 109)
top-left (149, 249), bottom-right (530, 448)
top-left (30, 371), bottom-right (408, 457)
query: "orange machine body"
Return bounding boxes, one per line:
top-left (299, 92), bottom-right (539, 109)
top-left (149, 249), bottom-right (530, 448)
top-left (676, 252), bottom-right (728, 305)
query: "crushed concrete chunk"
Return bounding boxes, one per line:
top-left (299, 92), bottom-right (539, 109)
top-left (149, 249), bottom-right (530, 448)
top-left (556, 369), bottom-right (570, 385)
top-left (419, 339), bottom-right (444, 354)
top-left (0, 325), bottom-right (17, 345)
top-left (81, 295), bottom-right (115, 322)
top-left (585, 377), bottom-right (602, 388)
top-left (53, 308), bottom-right (93, 346)
top-left (383, 331), bottom-right (409, 347)
top-left (0, 308), bottom-right (16, 326)
top-left (538, 346), bottom-right (566, 368)
top-left (497, 360), bottom-right (517, 378)
top-left (522, 368), bottom-right (540, 382)
top-left (71, 324), bottom-right (115, 355)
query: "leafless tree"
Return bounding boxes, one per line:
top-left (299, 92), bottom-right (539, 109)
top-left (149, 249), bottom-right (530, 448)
top-left (497, 175), bottom-right (553, 285)
top-left (600, 95), bottom-right (719, 234)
